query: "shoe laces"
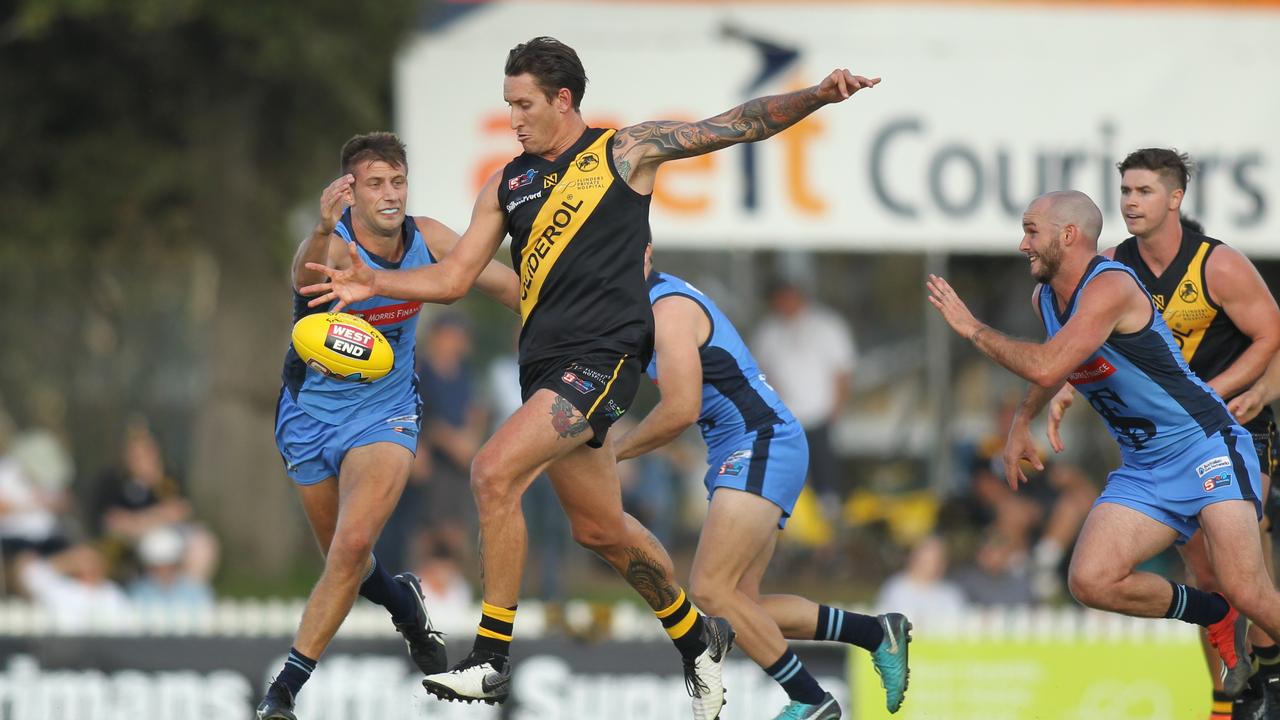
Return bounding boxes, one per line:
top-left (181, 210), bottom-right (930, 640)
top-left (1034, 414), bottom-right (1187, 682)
top-left (682, 656), bottom-right (708, 698)
top-left (454, 649), bottom-right (503, 673)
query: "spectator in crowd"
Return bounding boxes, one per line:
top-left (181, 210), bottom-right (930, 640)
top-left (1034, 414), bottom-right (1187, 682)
top-left (0, 404), bottom-right (73, 563)
top-left (410, 534), bottom-right (473, 620)
top-left (128, 525), bottom-right (215, 608)
top-left (418, 313), bottom-right (486, 563)
top-left (14, 544), bottom-right (131, 631)
top-left (94, 418), bottom-right (219, 582)
top-left (952, 527), bottom-right (1036, 607)
top-left (876, 534), bottom-right (967, 627)
top-left (752, 280), bottom-right (857, 511)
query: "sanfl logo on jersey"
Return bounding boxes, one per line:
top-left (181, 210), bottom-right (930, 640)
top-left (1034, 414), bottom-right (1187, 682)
top-left (508, 169), bottom-right (538, 190)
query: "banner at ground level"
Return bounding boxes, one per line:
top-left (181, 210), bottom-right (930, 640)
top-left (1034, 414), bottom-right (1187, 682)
top-left (397, 3), bottom-right (1280, 255)
top-left (0, 637), bottom-right (847, 719)
top-left (851, 634), bottom-right (1209, 719)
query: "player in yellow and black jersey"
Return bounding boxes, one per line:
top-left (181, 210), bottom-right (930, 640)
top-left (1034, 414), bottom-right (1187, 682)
top-left (1051, 148), bottom-right (1280, 720)
top-left (301, 36), bottom-right (881, 717)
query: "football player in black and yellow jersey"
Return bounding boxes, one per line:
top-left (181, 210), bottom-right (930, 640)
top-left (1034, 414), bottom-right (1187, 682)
top-left (302, 36), bottom-right (880, 717)
top-left (1049, 149), bottom-right (1280, 720)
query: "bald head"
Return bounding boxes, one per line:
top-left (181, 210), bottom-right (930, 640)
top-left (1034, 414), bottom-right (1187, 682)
top-left (1028, 191), bottom-right (1103, 248)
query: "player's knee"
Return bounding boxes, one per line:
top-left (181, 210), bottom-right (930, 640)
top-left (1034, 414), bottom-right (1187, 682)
top-left (688, 573), bottom-right (728, 615)
top-left (470, 451), bottom-right (517, 509)
top-left (1066, 566), bottom-right (1109, 609)
top-left (1221, 576), bottom-right (1270, 617)
top-left (326, 531), bottom-right (374, 571)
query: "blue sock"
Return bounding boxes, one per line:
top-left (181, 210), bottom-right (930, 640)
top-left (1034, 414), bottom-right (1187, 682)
top-left (816, 604), bottom-right (883, 651)
top-left (764, 649), bottom-right (825, 705)
top-left (1164, 581), bottom-right (1229, 627)
top-left (358, 555), bottom-right (418, 625)
top-left (276, 647), bottom-right (317, 698)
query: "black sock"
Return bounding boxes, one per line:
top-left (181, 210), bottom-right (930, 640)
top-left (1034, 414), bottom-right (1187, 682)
top-left (275, 647), bottom-right (317, 699)
top-left (1256, 643), bottom-right (1280, 663)
top-left (764, 649), bottom-right (826, 705)
top-left (656, 590), bottom-right (707, 661)
top-left (473, 601), bottom-right (517, 666)
top-left (358, 555), bottom-right (417, 625)
top-left (815, 605), bottom-right (883, 651)
top-left (1163, 581), bottom-right (1229, 627)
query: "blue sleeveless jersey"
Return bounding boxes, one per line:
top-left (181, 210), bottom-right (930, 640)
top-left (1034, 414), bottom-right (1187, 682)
top-left (646, 272), bottom-right (794, 455)
top-left (1040, 257), bottom-right (1233, 468)
top-left (281, 209), bottom-right (432, 424)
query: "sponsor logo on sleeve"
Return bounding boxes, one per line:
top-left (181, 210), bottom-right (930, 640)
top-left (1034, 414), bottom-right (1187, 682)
top-left (1068, 357), bottom-right (1117, 385)
top-left (508, 169), bottom-right (538, 190)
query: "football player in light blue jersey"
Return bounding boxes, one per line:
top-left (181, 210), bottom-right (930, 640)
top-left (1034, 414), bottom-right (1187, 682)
top-left (612, 244), bottom-right (911, 719)
top-left (258, 132), bottom-right (518, 720)
top-left (927, 190), bottom-right (1280, 698)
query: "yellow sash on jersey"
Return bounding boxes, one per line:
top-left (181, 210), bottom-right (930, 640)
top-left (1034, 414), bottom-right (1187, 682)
top-left (518, 129), bottom-right (616, 323)
top-left (1159, 242), bottom-right (1216, 361)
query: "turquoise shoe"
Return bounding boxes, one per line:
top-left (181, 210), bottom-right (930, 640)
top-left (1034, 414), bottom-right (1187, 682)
top-left (871, 613), bottom-right (912, 713)
top-left (772, 691), bottom-right (840, 719)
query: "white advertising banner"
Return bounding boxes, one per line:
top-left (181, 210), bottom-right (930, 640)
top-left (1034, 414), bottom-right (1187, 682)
top-left (396, 3), bottom-right (1280, 255)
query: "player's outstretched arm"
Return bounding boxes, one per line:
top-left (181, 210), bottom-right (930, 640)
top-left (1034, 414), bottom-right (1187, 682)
top-left (1202, 245), bottom-right (1280, 399)
top-left (418, 216), bottom-right (521, 314)
top-left (926, 272), bottom-right (1131, 388)
top-left (613, 68), bottom-right (879, 192)
top-left (614, 296), bottom-right (706, 461)
top-left (1231, 350), bottom-right (1280, 424)
top-left (301, 173), bottom-right (508, 311)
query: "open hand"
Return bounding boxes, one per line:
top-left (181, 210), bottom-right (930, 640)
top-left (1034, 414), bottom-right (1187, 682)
top-left (1003, 424), bottom-right (1045, 491)
top-left (815, 69), bottom-right (880, 103)
top-left (926, 274), bottom-right (983, 340)
top-left (300, 242), bottom-right (374, 313)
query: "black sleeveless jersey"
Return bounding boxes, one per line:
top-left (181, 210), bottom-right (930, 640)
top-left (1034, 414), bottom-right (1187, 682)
top-left (496, 127), bottom-right (654, 366)
top-left (1112, 230), bottom-right (1254, 397)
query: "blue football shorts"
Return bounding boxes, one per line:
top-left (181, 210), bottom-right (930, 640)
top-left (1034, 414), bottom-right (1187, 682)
top-left (704, 418), bottom-right (809, 529)
top-left (274, 389), bottom-right (420, 486)
top-left (1097, 424), bottom-right (1262, 544)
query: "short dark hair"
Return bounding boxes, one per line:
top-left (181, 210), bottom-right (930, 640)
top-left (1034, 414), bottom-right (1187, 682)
top-left (341, 132), bottom-right (407, 175)
top-left (1117, 148), bottom-right (1192, 192)
top-left (505, 36), bottom-right (587, 110)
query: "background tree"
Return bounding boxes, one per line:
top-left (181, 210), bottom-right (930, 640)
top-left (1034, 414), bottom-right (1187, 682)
top-left (0, 0), bottom-right (423, 589)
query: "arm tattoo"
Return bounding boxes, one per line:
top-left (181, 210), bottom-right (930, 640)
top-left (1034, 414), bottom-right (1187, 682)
top-left (623, 547), bottom-right (680, 610)
top-left (619, 87), bottom-right (825, 162)
top-left (616, 158), bottom-right (633, 182)
top-left (550, 395), bottom-right (591, 438)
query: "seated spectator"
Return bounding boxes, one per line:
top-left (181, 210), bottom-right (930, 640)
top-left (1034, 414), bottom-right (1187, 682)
top-left (952, 528), bottom-right (1036, 606)
top-left (128, 525), bottom-right (214, 608)
top-left (875, 534), bottom-right (968, 627)
top-left (14, 545), bottom-right (131, 631)
top-left (0, 407), bottom-right (72, 561)
top-left (94, 419), bottom-right (219, 582)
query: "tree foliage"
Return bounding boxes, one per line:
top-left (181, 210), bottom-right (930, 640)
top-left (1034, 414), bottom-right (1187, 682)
top-left (0, 0), bottom-right (423, 586)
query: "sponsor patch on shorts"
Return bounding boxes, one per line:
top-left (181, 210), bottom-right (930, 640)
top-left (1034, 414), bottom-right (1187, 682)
top-left (718, 449), bottom-right (752, 477)
top-left (1203, 473), bottom-right (1233, 492)
top-left (1196, 456), bottom-right (1231, 477)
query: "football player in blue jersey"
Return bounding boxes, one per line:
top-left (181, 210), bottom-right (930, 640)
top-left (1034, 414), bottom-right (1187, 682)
top-left (257, 132), bottom-right (519, 720)
top-left (611, 243), bottom-right (910, 719)
top-left (927, 190), bottom-right (1280, 699)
